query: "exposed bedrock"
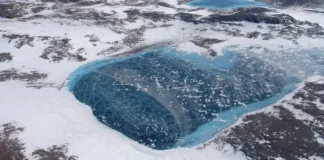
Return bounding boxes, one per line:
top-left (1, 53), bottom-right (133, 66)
top-left (41, 0), bottom-right (82, 2)
top-left (259, 0), bottom-right (324, 7)
top-left (0, 2), bottom-right (46, 19)
top-left (207, 77), bottom-right (324, 160)
top-left (0, 53), bottom-right (12, 62)
top-left (0, 3), bottom-right (30, 19)
top-left (0, 122), bottom-right (77, 160)
top-left (202, 12), bottom-right (296, 25)
top-left (123, 7), bottom-right (318, 29)
top-left (0, 69), bottom-right (47, 82)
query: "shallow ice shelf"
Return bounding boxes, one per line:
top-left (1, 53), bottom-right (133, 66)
top-left (68, 48), bottom-right (297, 150)
top-left (188, 0), bottom-right (273, 10)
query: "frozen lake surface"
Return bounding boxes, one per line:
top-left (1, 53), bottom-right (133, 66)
top-left (69, 48), bottom-right (305, 149)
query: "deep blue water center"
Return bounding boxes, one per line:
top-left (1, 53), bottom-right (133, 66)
top-left (69, 48), bottom-right (297, 150)
top-left (189, 0), bottom-right (273, 10)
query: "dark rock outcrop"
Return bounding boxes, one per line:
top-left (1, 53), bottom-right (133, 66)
top-left (0, 123), bottom-right (26, 160)
top-left (206, 77), bottom-right (324, 160)
top-left (176, 12), bottom-right (202, 24)
top-left (0, 122), bottom-right (77, 160)
top-left (261, 0), bottom-right (324, 7)
top-left (0, 3), bottom-right (46, 19)
top-left (191, 37), bottom-right (224, 48)
top-left (2, 34), bottom-right (35, 49)
top-left (157, 2), bottom-right (176, 8)
top-left (40, 38), bottom-right (86, 62)
top-left (32, 145), bottom-right (78, 160)
top-left (141, 11), bottom-right (174, 22)
top-left (203, 12), bottom-right (296, 25)
top-left (0, 3), bottom-right (29, 19)
top-left (41, 0), bottom-right (81, 3)
top-left (0, 53), bottom-right (12, 62)
top-left (0, 69), bottom-right (48, 82)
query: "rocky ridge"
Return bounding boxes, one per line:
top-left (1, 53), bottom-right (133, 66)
top-left (202, 77), bottom-right (324, 160)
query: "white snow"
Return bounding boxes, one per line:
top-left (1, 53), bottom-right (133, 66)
top-left (0, 1), bottom-right (324, 159)
top-left (0, 81), bottom-right (245, 160)
top-left (279, 8), bottom-right (324, 27)
top-left (177, 42), bottom-right (208, 53)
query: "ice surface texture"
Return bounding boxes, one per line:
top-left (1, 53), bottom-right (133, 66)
top-left (69, 48), bottom-right (296, 149)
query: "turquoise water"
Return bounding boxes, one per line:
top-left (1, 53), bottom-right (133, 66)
top-left (69, 47), bottom-right (297, 150)
top-left (176, 83), bottom-right (296, 147)
top-left (188, 0), bottom-right (273, 10)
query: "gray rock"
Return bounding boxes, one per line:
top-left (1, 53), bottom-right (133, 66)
top-left (0, 53), bottom-right (12, 62)
top-left (204, 78), bottom-right (324, 160)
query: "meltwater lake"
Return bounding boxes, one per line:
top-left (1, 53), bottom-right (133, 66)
top-left (67, 47), bottom-right (324, 150)
top-left (189, 0), bottom-right (273, 10)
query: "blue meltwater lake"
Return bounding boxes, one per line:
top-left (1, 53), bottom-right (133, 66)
top-left (68, 48), bottom-right (312, 150)
top-left (188, 0), bottom-right (273, 10)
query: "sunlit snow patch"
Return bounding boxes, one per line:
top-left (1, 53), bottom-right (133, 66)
top-left (68, 48), bottom-right (300, 150)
